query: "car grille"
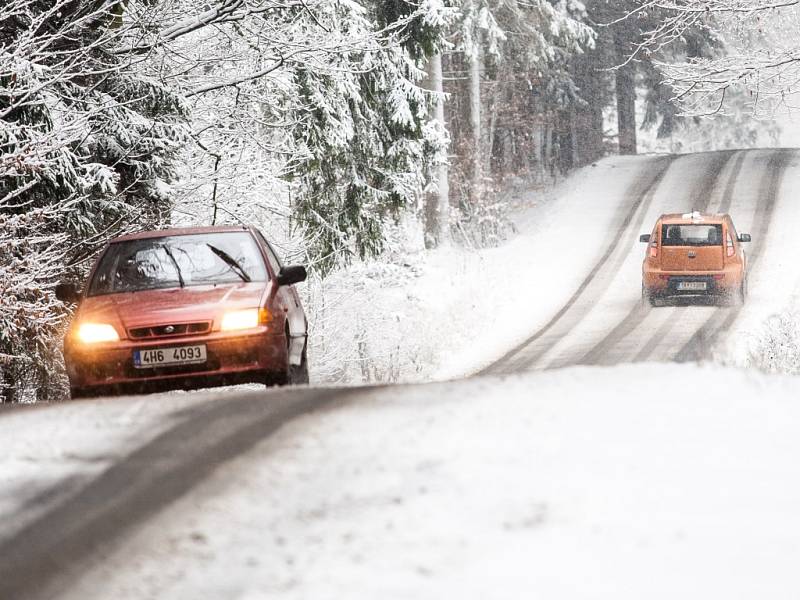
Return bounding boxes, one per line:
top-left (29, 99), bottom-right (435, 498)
top-left (128, 321), bottom-right (211, 340)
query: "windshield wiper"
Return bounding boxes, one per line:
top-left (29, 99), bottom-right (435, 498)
top-left (207, 244), bottom-right (251, 282)
top-left (161, 244), bottom-right (185, 288)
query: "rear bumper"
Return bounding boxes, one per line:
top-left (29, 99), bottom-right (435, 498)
top-left (64, 329), bottom-right (288, 394)
top-left (643, 268), bottom-right (743, 297)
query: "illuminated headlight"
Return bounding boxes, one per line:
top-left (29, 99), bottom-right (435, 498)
top-left (221, 308), bottom-right (261, 331)
top-left (76, 323), bottom-right (120, 344)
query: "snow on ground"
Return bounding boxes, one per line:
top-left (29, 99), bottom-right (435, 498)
top-left (51, 362), bottom-right (800, 600)
top-left (2, 150), bottom-right (800, 597)
top-left (311, 148), bottom-right (800, 380)
top-left (0, 393), bottom-right (214, 540)
top-left (717, 149), bottom-right (800, 367)
top-left (308, 154), bottom-right (664, 384)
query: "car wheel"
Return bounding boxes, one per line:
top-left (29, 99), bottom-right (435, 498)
top-left (69, 387), bottom-right (89, 400)
top-left (289, 346), bottom-right (310, 385)
top-left (265, 337), bottom-right (309, 387)
top-left (737, 277), bottom-right (747, 305)
top-left (642, 284), bottom-right (656, 308)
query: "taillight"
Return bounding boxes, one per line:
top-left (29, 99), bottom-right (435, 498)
top-left (726, 235), bottom-right (735, 257)
top-left (649, 241), bottom-right (658, 258)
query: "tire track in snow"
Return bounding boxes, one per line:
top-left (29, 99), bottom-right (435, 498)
top-left (0, 386), bottom-right (363, 600)
top-left (672, 148), bottom-right (793, 363)
top-left (479, 155), bottom-right (675, 375)
top-left (577, 150), bottom-right (738, 367)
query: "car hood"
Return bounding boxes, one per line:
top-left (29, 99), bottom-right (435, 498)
top-left (77, 282), bottom-right (269, 334)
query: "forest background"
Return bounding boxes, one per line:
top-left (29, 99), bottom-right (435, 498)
top-left (0, 0), bottom-right (792, 401)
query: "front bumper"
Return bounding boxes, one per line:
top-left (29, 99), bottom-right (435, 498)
top-left (64, 328), bottom-right (288, 394)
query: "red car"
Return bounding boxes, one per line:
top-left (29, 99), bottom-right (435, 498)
top-left (56, 226), bottom-right (309, 399)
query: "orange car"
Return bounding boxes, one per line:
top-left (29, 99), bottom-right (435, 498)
top-left (640, 211), bottom-right (751, 306)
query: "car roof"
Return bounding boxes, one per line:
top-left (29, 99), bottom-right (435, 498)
top-left (659, 211), bottom-right (727, 225)
top-left (110, 225), bottom-right (252, 243)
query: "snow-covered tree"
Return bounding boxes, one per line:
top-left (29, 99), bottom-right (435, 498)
top-left (570, 0), bottom-right (719, 162)
top-left (134, 0), bottom-right (452, 271)
top-left (0, 0), bottom-right (187, 401)
top-left (444, 0), bottom-right (593, 244)
top-left (2, 0), bottom-right (459, 399)
top-left (628, 0), bottom-right (799, 117)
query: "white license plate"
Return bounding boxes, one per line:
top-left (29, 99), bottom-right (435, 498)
top-left (677, 281), bottom-right (707, 291)
top-left (133, 345), bottom-right (207, 368)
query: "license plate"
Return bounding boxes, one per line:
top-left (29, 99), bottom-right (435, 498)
top-left (677, 281), bottom-right (707, 291)
top-left (133, 345), bottom-right (207, 368)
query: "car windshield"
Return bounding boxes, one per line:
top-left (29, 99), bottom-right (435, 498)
top-left (89, 232), bottom-right (267, 296)
top-left (661, 224), bottom-right (723, 247)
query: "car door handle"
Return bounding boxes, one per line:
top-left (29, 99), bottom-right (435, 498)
top-left (688, 251), bottom-right (696, 258)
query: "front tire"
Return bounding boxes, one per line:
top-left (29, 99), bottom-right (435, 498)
top-left (69, 386), bottom-right (100, 400)
top-left (265, 337), bottom-right (309, 387)
top-left (289, 346), bottom-right (309, 385)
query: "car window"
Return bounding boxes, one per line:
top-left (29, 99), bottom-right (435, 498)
top-left (255, 230), bottom-right (283, 275)
top-left (89, 232), bottom-right (267, 295)
top-left (661, 224), bottom-right (723, 247)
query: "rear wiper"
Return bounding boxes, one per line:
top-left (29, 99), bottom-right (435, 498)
top-left (161, 244), bottom-right (185, 288)
top-left (207, 244), bottom-right (251, 282)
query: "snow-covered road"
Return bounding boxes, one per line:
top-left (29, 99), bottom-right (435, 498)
top-left (483, 147), bottom-right (799, 373)
top-left (3, 148), bottom-right (800, 599)
top-left (6, 365), bottom-right (800, 599)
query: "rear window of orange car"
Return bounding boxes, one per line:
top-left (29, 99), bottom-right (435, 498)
top-left (89, 232), bottom-right (268, 296)
top-left (661, 224), bottom-right (723, 247)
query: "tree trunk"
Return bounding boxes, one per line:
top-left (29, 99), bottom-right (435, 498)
top-left (423, 52), bottom-right (450, 248)
top-left (532, 120), bottom-right (544, 182)
top-left (543, 123), bottom-right (553, 178)
top-left (485, 76), bottom-right (502, 178)
top-left (469, 40), bottom-right (483, 203)
top-left (501, 129), bottom-right (513, 174)
top-left (571, 53), bottom-right (606, 166)
top-left (614, 31), bottom-right (637, 156)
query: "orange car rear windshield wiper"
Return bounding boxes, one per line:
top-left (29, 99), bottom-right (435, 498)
top-left (206, 244), bottom-right (252, 282)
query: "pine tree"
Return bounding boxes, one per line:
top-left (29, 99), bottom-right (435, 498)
top-left (0, 0), bottom-right (187, 401)
top-left (288, 1), bottom-right (449, 272)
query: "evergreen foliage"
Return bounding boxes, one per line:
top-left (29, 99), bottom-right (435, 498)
top-left (0, 0), bottom-right (187, 401)
top-left (290, 1), bottom-right (448, 271)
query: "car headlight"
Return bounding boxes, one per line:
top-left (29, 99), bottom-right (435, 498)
top-left (220, 308), bottom-right (264, 331)
top-left (76, 323), bottom-right (120, 344)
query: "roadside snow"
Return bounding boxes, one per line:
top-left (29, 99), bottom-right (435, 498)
top-left (53, 362), bottom-right (800, 600)
top-left (307, 154), bottom-right (665, 384)
top-left (0, 394), bottom-right (213, 540)
top-left (717, 149), bottom-right (800, 368)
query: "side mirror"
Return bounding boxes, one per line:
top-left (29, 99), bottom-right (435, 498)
top-left (55, 282), bottom-right (80, 303)
top-left (639, 234), bottom-right (651, 243)
top-left (738, 233), bottom-right (751, 243)
top-left (276, 265), bottom-right (307, 286)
